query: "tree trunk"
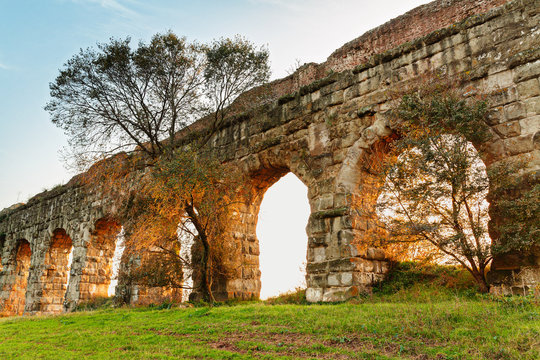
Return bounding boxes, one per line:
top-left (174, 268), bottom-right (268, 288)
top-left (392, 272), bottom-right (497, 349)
top-left (185, 204), bottom-right (215, 305)
top-left (471, 270), bottom-right (490, 293)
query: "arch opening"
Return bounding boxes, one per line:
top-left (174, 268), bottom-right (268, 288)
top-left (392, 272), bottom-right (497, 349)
top-left (40, 229), bottom-right (73, 313)
top-left (5, 239), bottom-right (32, 315)
top-left (374, 133), bottom-right (492, 288)
top-left (256, 172), bottom-right (310, 299)
top-left (79, 218), bottom-right (122, 301)
top-left (107, 227), bottom-right (125, 297)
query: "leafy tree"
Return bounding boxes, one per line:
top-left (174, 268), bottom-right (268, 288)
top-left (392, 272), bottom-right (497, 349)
top-left (122, 148), bottom-right (243, 304)
top-left (204, 36), bottom-right (271, 135)
top-left (370, 82), bottom-right (493, 292)
top-left (47, 32), bottom-right (270, 303)
top-left (46, 32), bottom-right (270, 169)
top-left (46, 32), bottom-right (205, 167)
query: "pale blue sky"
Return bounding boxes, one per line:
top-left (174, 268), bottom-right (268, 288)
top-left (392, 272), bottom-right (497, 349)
top-left (1, 0), bottom-right (431, 296)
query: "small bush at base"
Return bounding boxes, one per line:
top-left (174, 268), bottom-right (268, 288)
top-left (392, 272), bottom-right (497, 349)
top-left (373, 261), bottom-right (479, 295)
top-left (265, 288), bottom-right (307, 305)
top-left (74, 297), bottom-right (115, 311)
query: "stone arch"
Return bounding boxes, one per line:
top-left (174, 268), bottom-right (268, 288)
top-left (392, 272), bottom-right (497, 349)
top-left (38, 228), bottom-right (73, 314)
top-left (189, 149), bottom-right (317, 301)
top-left (236, 166), bottom-right (308, 299)
top-left (4, 239), bottom-right (32, 315)
top-left (336, 104), bottom-right (531, 295)
top-left (78, 217), bottom-right (121, 302)
top-left (257, 172), bottom-right (310, 298)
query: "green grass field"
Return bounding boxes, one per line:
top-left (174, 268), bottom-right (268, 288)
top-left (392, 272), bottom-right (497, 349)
top-left (1, 264), bottom-right (538, 359)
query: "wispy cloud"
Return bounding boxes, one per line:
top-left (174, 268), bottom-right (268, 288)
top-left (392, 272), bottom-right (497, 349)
top-left (71, 0), bottom-right (140, 19)
top-left (247, 0), bottom-right (326, 13)
top-left (0, 62), bottom-right (10, 70)
top-left (247, 0), bottom-right (303, 11)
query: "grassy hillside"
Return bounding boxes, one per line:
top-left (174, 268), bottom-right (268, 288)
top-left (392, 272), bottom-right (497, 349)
top-left (1, 265), bottom-right (538, 359)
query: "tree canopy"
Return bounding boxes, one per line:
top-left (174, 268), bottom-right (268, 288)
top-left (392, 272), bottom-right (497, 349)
top-left (46, 32), bottom-right (270, 169)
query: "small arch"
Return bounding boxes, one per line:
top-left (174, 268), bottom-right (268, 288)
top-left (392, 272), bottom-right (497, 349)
top-left (108, 227), bottom-right (125, 297)
top-left (5, 239), bottom-right (32, 315)
top-left (79, 218), bottom-right (122, 302)
top-left (40, 228), bottom-right (73, 314)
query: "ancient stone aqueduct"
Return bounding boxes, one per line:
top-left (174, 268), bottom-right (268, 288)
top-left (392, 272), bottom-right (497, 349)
top-left (1, 0), bottom-right (538, 316)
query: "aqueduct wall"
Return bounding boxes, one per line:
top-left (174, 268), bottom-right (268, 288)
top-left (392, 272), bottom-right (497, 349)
top-left (1, 0), bottom-right (538, 315)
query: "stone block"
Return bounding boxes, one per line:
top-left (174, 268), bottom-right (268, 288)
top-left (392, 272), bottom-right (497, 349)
top-left (486, 107), bottom-right (504, 125)
top-left (517, 78), bottom-right (540, 99)
top-left (328, 258), bottom-right (355, 272)
top-left (524, 97), bottom-right (540, 115)
top-left (490, 87), bottom-right (518, 107)
top-left (316, 194), bottom-right (334, 211)
top-left (333, 193), bottom-right (350, 208)
top-left (353, 272), bottom-right (373, 285)
top-left (357, 258), bottom-right (375, 273)
top-left (504, 102), bottom-right (527, 121)
top-left (322, 286), bottom-right (359, 302)
top-left (513, 60), bottom-right (540, 83)
top-left (364, 248), bottom-right (386, 260)
top-left (504, 134), bottom-right (534, 155)
top-left (308, 217), bottom-right (329, 234)
top-left (493, 121), bottom-right (521, 138)
top-left (327, 273), bottom-right (339, 286)
top-left (484, 70), bottom-right (514, 91)
top-left (308, 274), bottom-right (327, 288)
top-left (329, 90), bottom-right (344, 106)
top-left (308, 235), bottom-right (330, 248)
top-left (306, 261), bottom-right (328, 274)
top-left (313, 247), bottom-right (326, 263)
top-left (336, 229), bottom-right (354, 245)
top-left (519, 116), bottom-right (540, 136)
top-left (306, 287), bottom-right (323, 302)
top-left (339, 244), bottom-right (354, 258)
top-left (325, 246), bottom-right (340, 260)
top-left (341, 272), bottom-right (353, 286)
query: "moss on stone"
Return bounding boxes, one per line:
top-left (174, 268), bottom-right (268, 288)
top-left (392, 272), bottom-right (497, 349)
top-left (277, 93), bottom-right (296, 105)
top-left (507, 47), bottom-right (540, 69)
top-left (311, 207), bottom-right (349, 220)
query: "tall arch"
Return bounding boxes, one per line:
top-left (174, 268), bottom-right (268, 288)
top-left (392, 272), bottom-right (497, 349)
top-left (257, 172), bottom-right (310, 298)
top-left (38, 229), bottom-right (73, 314)
top-left (187, 154), bottom-right (317, 302)
top-left (4, 239), bottom-right (32, 315)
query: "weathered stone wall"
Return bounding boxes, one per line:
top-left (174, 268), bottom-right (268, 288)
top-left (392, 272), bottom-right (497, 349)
top-left (260, 0), bottom-right (513, 102)
top-left (0, 0), bottom-right (538, 315)
top-left (194, 0), bottom-right (540, 301)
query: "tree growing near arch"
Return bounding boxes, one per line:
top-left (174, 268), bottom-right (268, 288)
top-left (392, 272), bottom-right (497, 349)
top-left (46, 32), bottom-right (271, 303)
top-left (367, 79), bottom-right (538, 293)
top-left (121, 148), bottom-right (244, 304)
